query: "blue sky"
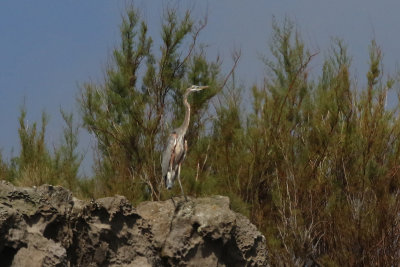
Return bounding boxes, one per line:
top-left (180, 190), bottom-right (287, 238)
top-left (1, 1), bottom-right (400, 174)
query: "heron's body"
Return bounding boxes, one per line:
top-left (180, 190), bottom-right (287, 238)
top-left (161, 131), bottom-right (186, 188)
top-left (161, 85), bottom-right (208, 199)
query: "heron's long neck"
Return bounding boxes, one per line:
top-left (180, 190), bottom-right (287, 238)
top-left (179, 92), bottom-right (191, 135)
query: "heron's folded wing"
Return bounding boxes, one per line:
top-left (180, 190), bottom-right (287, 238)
top-left (161, 133), bottom-right (177, 177)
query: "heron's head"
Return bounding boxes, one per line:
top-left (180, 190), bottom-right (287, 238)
top-left (189, 85), bottom-right (209, 92)
top-left (165, 172), bottom-right (175, 190)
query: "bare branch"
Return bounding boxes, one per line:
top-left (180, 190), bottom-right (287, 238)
top-left (220, 49), bottom-right (241, 91)
top-left (177, 15), bottom-right (208, 71)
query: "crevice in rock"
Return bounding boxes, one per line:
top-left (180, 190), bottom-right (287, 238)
top-left (192, 222), bottom-right (200, 232)
top-left (222, 227), bottom-right (247, 266)
top-left (43, 216), bottom-right (65, 242)
top-left (0, 243), bottom-right (27, 267)
top-left (110, 212), bottom-right (139, 232)
top-left (87, 205), bottom-right (110, 224)
top-left (65, 218), bottom-right (90, 266)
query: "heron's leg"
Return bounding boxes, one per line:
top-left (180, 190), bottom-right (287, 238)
top-left (177, 164), bottom-right (187, 201)
top-left (169, 152), bottom-right (175, 172)
top-left (184, 140), bottom-right (188, 159)
top-left (170, 196), bottom-right (176, 207)
top-left (164, 152), bottom-right (175, 189)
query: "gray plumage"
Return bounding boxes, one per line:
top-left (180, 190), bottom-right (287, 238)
top-left (161, 85), bottom-right (209, 200)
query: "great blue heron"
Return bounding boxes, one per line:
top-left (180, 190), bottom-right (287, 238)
top-left (162, 85), bottom-right (209, 200)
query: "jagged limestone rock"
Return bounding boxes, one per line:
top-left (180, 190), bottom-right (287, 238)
top-left (0, 181), bottom-right (268, 266)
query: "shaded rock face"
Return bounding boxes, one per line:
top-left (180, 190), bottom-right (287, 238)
top-left (0, 181), bottom-right (268, 266)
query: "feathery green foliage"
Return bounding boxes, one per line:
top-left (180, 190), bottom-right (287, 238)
top-left (79, 7), bottom-right (221, 203)
top-left (0, 107), bottom-right (83, 193)
top-left (15, 108), bottom-right (54, 186)
top-left (53, 110), bottom-right (83, 193)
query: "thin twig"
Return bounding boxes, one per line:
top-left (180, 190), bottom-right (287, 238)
top-left (275, 51), bottom-right (319, 127)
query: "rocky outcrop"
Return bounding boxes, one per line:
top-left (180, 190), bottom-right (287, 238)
top-left (0, 181), bottom-right (268, 266)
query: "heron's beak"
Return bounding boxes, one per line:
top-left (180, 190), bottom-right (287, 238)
top-left (193, 86), bottom-right (209, 91)
top-left (190, 85), bottom-right (209, 92)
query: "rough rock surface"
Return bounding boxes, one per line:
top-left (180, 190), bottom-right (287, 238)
top-left (0, 181), bottom-right (268, 266)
